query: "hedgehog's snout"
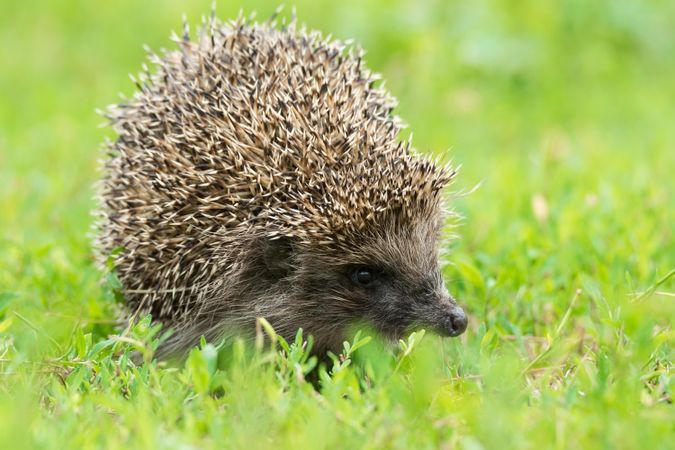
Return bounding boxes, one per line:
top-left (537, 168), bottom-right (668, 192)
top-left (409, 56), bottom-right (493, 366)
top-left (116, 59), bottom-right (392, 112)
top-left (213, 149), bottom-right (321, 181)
top-left (429, 293), bottom-right (467, 337)
top-left (439, 304), bottom-right (468, 337)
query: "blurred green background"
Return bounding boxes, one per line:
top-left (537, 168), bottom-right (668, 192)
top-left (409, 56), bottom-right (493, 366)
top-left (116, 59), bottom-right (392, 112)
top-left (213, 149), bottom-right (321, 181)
top-left (0, 0), bottom-right (673, 448)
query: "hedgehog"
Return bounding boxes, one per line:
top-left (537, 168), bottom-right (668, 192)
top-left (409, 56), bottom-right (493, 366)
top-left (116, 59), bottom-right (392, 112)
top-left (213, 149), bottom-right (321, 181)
top-left (96, 12), bottom-right (468, 358)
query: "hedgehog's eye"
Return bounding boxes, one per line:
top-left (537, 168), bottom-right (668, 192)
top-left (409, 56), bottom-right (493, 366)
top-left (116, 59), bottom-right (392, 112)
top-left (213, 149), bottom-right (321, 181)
top-left (349, 266), bottom-right (380, 288)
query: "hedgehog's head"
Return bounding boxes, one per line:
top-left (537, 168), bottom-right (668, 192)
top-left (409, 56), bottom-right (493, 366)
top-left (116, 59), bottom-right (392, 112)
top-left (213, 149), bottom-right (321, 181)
top-left (340, 220), bottom-right (467, 342)
top-left (262, 213), bottom-right (466, 351)
top-left (260, 148), bottom-right (466, 351)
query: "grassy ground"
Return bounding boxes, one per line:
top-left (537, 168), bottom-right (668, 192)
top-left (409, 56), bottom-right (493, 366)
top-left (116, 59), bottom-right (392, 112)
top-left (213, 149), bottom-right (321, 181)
top-left (1, 0), bottom-right (673, 448)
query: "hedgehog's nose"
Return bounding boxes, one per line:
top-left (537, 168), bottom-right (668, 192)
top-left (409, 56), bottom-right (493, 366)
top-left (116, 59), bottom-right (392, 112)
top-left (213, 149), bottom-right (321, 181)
top-left (441, 305), bottom-right (468, 337)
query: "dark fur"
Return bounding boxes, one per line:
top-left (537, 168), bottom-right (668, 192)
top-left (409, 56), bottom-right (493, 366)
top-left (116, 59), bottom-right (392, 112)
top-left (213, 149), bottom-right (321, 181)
top-left (157, 215), bottom-right (465, 357)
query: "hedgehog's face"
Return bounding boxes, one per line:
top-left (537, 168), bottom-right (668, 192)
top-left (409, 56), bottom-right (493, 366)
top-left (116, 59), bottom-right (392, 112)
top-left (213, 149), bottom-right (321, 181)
top-left (340, 261), bottom-right (467, 342)
top-left (335, 227), bottom-right (468, 343)
top-left (266, 221), bottom-right (467, 347)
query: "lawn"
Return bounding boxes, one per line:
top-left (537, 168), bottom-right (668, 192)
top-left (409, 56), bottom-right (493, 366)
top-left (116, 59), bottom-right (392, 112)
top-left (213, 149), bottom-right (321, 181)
top-left (0, 0), bottom-right (673, 448)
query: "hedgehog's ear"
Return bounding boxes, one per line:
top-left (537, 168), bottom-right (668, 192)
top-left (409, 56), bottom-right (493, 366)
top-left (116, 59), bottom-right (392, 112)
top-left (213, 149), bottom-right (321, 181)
top-left (263, 237), bottom-right (294, 279)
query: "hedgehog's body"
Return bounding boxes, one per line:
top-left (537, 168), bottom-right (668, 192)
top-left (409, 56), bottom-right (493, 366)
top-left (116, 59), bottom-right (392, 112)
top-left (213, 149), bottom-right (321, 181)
top-left (97, 15), bottom-right (467, 357)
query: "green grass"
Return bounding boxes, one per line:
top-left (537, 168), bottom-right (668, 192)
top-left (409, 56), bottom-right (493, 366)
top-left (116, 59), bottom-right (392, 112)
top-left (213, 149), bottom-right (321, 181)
top-left (1, 0), bottom-right (673, 448)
